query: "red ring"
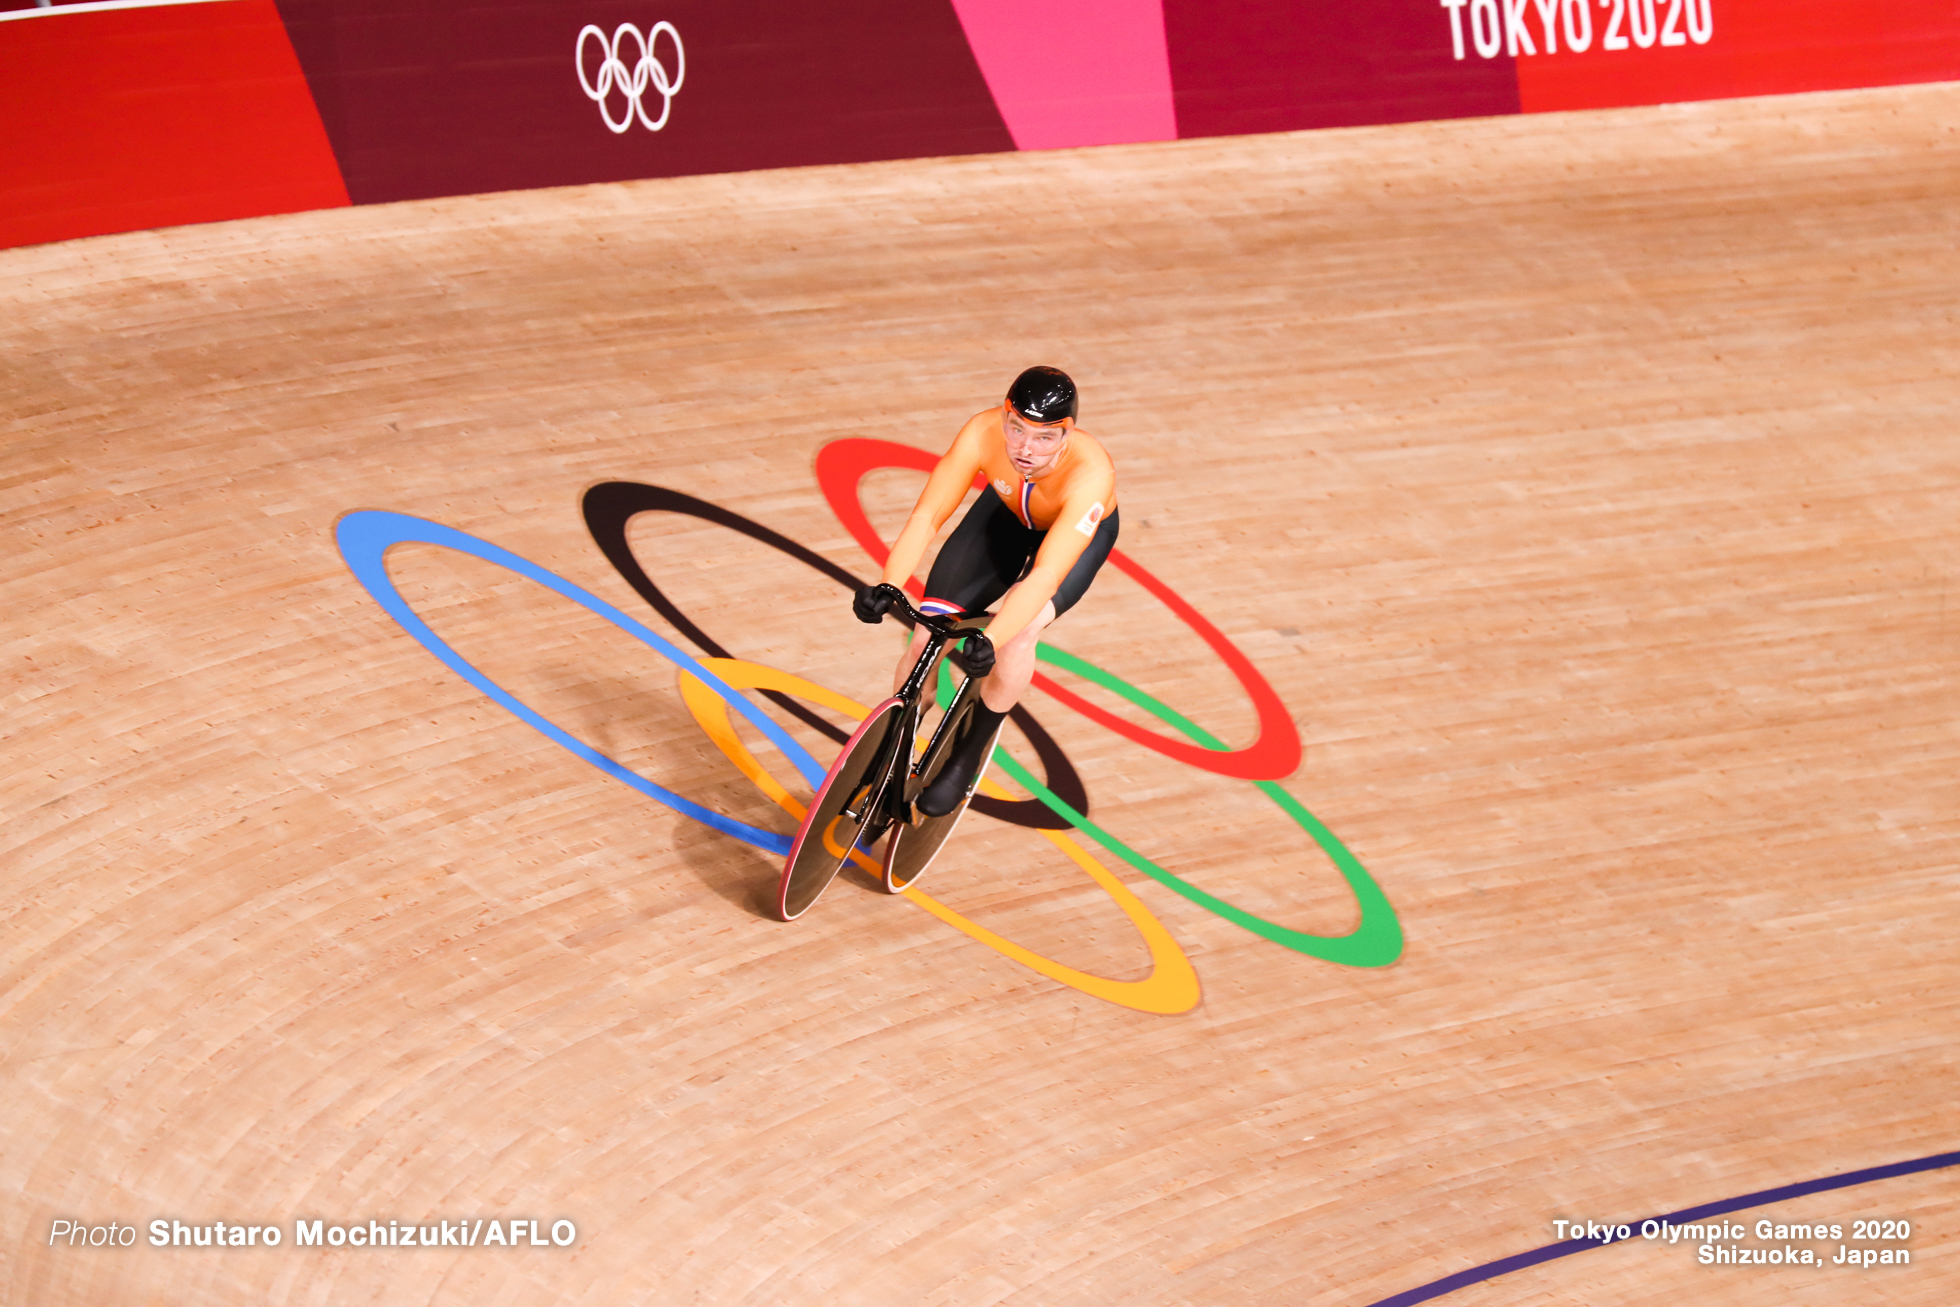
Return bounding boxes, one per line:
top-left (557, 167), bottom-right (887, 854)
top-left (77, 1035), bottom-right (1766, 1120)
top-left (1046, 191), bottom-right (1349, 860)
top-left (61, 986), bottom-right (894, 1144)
top-left (814, 438), bottom-right (1302, 781)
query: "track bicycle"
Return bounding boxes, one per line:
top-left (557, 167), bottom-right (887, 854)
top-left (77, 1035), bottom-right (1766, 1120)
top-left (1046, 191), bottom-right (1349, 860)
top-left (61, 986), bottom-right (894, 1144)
top-left (776, 593), bottom-right (1006, 921)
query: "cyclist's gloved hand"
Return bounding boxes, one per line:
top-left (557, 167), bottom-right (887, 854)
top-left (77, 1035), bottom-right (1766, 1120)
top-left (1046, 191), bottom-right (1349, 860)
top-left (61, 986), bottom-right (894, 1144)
top-left (853, 582), bottom-right (903, 624)
top-left (960, 632), bottom-right (995, 679)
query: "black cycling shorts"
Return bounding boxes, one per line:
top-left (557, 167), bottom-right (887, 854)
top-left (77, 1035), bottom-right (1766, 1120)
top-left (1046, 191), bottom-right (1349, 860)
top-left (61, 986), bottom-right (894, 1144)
top-left (920, 492), bottom-right (1119, 621)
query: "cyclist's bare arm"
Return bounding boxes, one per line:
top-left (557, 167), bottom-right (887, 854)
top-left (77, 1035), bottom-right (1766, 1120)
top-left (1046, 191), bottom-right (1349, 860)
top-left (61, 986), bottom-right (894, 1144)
top-left (880, 413), bottom-right (991, 589)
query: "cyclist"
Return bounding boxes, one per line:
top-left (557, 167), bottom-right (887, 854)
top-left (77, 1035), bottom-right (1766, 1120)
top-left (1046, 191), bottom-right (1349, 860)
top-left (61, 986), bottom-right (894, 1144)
top-left (853, 366), bottom-right (1119, 817)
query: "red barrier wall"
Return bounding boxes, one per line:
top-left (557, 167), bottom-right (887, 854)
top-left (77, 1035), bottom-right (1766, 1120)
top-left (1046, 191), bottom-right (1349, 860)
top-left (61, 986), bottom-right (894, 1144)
top-left (1503, 0), bottom-right (1960, 111)
top-left (3, 0), bottom-right (1957, 249)
top-left (0, 0), bottom-right (345, 249)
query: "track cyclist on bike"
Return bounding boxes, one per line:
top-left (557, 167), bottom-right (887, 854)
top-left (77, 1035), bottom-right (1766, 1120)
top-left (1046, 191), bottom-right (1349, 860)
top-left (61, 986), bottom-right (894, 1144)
top-left (854, 366), bottom-right (1119, 817)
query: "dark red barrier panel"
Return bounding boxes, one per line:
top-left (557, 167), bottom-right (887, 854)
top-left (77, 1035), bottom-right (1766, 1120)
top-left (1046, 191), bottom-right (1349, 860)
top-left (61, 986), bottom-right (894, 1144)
top-left (1165, 0), bottom-right (1520, 135)
top-left (272, 0), bottom-right (1012, 204)
top-left (0, 0), bottom-right (347, 249)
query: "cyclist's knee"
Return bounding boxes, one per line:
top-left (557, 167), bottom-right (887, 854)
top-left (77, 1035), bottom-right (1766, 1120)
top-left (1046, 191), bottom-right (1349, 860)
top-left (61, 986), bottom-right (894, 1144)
top-left (1004, 602), bottom-right (1058, 653)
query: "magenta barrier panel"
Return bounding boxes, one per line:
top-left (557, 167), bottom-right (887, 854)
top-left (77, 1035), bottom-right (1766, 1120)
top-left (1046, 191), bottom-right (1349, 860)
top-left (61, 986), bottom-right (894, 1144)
top-left (5, 0), bottom-right (1959, 248)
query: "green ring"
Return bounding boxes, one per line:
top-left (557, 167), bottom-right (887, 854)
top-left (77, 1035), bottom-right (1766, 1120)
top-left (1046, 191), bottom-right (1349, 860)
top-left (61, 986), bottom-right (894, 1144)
top-left (939, 646), bottom-right (1403, 967)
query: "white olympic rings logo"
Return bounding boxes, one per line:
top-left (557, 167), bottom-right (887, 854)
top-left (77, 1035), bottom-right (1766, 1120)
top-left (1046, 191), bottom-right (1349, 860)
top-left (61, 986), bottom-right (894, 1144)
top-left (576, 21), bottom-right (685, 134)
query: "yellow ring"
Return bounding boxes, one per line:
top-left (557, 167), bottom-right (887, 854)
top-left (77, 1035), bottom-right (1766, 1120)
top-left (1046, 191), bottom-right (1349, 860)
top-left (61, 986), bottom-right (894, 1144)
top-left (677, 658), bottom-right (1200, 1015)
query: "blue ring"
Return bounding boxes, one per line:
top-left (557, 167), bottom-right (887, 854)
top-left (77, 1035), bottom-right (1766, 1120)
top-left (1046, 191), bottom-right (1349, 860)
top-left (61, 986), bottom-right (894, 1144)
top-left (335, 510), bottom-right (825, 855)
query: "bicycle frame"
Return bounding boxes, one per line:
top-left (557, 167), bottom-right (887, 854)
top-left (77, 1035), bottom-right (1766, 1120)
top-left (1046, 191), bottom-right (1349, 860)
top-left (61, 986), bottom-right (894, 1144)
top-left (886, 600), bottom-right (990, 816)
top-left (776, 593), bottom-right (990, 920)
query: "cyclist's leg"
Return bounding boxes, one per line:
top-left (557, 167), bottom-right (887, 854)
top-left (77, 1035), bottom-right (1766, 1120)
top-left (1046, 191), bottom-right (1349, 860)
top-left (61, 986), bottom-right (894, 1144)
top-left (915, 605), bottom-right (1048, 818)
top-left (1046, 505), bottom-right (1119, 618)
top-left (978, 505), bottom-right (1119, 713)
top-left (977, 598), bottom-right (1056, 712)
top-left (917, 508), bottom-right (1119, 816)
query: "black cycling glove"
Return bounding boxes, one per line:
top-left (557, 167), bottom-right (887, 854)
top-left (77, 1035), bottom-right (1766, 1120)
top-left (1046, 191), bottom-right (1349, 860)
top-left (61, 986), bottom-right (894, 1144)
top-left (853, 582), bottom-right (903, 624)
top-left (959, 632), bottom-right (995, 679)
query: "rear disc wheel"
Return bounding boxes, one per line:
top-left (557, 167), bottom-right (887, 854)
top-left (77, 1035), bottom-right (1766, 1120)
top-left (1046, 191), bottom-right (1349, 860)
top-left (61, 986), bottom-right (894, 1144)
top-left (882, 698), bottom-right (1005, 894)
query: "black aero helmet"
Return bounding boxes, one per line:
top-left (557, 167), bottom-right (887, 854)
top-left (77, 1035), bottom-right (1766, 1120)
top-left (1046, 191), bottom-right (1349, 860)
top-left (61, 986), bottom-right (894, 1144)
top-left (1006, 366), bottom-right (1077, 425)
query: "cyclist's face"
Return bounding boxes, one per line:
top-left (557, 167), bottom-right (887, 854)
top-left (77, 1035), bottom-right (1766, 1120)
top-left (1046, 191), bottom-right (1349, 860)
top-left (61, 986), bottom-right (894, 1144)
top-left (1002, 407), bottom-right (1071, 477)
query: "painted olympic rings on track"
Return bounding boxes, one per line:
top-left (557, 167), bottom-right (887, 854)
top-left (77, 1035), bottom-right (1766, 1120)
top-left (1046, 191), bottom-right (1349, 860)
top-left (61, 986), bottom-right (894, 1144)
top-left (581, 480), bottom-right (1090, 831)
top-left (576, 21), bottom-right (684, 134)
top-left (336, 443), bottom-right (1403, 1009)
top-left (813, 439), bottom-right (1303, 781)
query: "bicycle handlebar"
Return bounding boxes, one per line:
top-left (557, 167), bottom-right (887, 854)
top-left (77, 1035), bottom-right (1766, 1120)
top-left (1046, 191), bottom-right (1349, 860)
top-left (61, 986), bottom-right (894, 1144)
top-left (873, 586), bottom-right (976, 642)
top-left (872, 585), bottom-right (992, 704)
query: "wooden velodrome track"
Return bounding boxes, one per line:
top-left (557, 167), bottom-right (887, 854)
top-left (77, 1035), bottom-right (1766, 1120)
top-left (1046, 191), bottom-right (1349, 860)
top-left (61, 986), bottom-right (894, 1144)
top-left (6, 80), bottom-right (1959, 1306)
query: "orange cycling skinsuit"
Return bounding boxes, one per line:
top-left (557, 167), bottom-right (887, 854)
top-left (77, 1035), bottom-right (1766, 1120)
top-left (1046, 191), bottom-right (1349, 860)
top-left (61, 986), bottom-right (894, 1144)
top-left (854, 366), bottom-right (1118, 816)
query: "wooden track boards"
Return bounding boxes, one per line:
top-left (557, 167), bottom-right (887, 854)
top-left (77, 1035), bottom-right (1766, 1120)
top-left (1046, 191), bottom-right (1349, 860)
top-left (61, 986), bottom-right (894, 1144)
top-left (4, 83), bottom-right (1958, 1305)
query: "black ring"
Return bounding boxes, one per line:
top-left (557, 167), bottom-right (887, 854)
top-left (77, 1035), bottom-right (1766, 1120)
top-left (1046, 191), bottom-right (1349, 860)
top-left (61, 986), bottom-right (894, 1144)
top-left (581, 481), bottom-right (1090, 830)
